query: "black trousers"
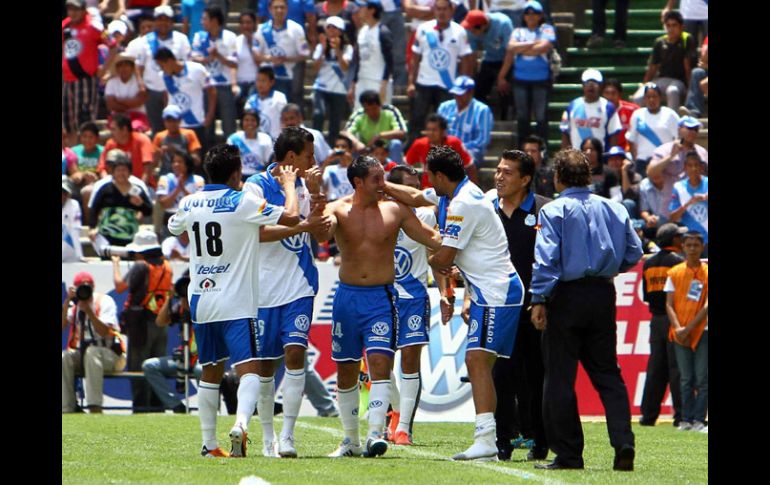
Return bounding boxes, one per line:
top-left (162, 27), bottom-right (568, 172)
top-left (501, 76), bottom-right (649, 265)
top-left (542, 278), bottom-right (634, 466)
top-left (640, 314), bottom-right (682, 423)
top-left (592, 0), bottom-right (629, 41)
top-left (127, 317), bottom-right (168, 412)
top-left (474, 61), bottom-right (513, 120)
top-left (407, 84), bottom-right (451, 145)
top-left (493, 307), bottom-right (548, 453)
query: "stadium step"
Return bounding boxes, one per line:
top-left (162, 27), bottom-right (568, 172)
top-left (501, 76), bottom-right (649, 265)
top-left (558, 65), bottom-right (647, 83)
top-left (564, 47), bottom-right (652, 67)
top-left (573, 29), bottom-right (663, 48)
top-left (549, 82), bottom-right (640, 103)
top-left (586, 9), bottom-right (663, 30)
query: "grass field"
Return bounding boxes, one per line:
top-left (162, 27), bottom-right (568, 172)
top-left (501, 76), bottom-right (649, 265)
top-left (62, 415), bottom-right (707, 484)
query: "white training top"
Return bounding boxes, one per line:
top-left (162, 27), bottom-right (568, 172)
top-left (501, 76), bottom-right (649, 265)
top-left (104, 74), bottom-right (147, 113)
top-left (191, 29), bottom-right (238, 86)
top-left (322, 164), bottom-right (354, 201)
top-left (312, 43), bottom-right (354, 95)
top-left (162, 61), bottom-right (211, 128)
top-left (412, 20), bottom-right (472, 89)
top-left (625, 106), bottom-right (680, 161)
top-left (133, 30), bottom-right (192, 91)
top-left (356, 23), bottom-right (387, 83)
top-left (244, 89), bottom-right (288, 140)
top-left (394, 206), bottom-right (436, 300)
top-left (235, 33), bottom-right (260, 84)
top-left (254, 19), bottom-right (310, 81)
top-left (226, 131), bottom-right (275, 177)
top-left (168, 185), bottom-right (284, 323)
top-left (62, 198), bottom-right (84, 262)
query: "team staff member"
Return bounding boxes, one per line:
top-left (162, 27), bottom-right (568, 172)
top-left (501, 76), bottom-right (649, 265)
top-left (530, 148), bottom-right (642, 471)
top-left (483, 150), bottom-right (550, 461)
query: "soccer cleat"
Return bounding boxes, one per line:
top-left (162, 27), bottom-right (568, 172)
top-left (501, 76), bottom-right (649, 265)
top-left (364, 435), bottom-right (388, 458)
top-left (452, 441), bottom-right (500, 462)
top-left (328, 437), bottom-right (364, 458)
top-left (201, 446), bottom-right (230, 458)
top-left (263, 439), bottom-right (278, 457)
top-left (229, 425), bottom-right (248, 458)
top-left (512, 436), bottom-right (534, 449)
top-left (385, 411), bottom-right (400, 442)
top-left (393, 430), bottom-right (413, 446)
top-left (278, 436), bottom-right (298, 458)
top-left (677, 422), bottom-right (693, 431)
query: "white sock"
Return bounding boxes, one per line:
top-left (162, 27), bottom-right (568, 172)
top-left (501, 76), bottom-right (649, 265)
top-left (257, 376), bottom-right (275, 442)
top-left (337, 385), bottom-right (360, 446)
top-left (474, 412), bottom-right (496, 444)
top-left (367, 380), bottom-right (391, 437)
top-left (397, 372), bottom-right (420, 433)
top-left (198, 381), bottom-right (220, 451)
top-left (389, 371), bottom-right (401, 412)
top-left (280, 368), bottom-right (305, 440)
top-left (235, 373), bottom-right (259, 431)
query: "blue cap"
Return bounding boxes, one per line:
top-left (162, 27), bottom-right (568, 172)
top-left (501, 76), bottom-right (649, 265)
top-left (523, 0), bottom-right (544, 13)
top-left (354, 0), bottom-right (381, 7)
top-left (678, 116), bottom-right (703, 129)
top-left (643, 82), bottom-right (662, 96)
top-left (603, 146), bottom-right (627, 158)
top-left (449, 75), bottom-right (475, 95)
top-left (162, 105), bottom-right (182, 120)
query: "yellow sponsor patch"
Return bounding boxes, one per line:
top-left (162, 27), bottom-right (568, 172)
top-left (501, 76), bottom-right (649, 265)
top-left (447, 215), bottom-right (464, 222)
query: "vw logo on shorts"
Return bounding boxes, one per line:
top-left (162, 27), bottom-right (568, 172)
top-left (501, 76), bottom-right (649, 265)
top-left (394, 246), bottom-right (413, 281)
top-left (469, 319), bottom-right (478, 336)
top-left (294, 314), bottom-right (310, 332)
top-left (428, 48), bottom-right (451, 70)
top-left (281, 232), bottom-right (308, 253)
top-left (408, 315), bottom-right (422, 331)
top-left (372, 321), bottom-right (390, 336)
top-left (171, 92), bottom-right (192, 111)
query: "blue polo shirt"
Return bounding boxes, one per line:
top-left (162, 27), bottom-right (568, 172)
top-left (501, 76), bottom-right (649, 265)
top-left (467, 12), bottom-right (513, 63)
top-left (260, 0), bottom-right (315, 25)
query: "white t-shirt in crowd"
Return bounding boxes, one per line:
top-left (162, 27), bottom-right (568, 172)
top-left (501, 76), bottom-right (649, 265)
top-left (235, 33), bottom-right (260, 84)
top-left (133, 30), bottom-right (192, 91)
top-left (322, 164), bottom-right (354, 201)
top-left (226, 131), bottom-right (274, 177)
top-left (162, 61), bottom-right (211, 128)
top-left (412, 20), bottom-right (472, 89)
top-left (312, 43), bottom-right (354, 95)
top-left (625, 106), bottom-right (680, 161)
top-left (62, 198), bottom-right (84, 262)
top-left (254, 19), bottom-right (310, 80)
top-left (244, 89), bottom-right (288, 140)
top-left (104, 74), bottom-right (147, 113)
top-left (191, 29), bottom-right (238, 86)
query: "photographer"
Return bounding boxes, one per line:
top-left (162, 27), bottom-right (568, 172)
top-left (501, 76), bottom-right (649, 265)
top-left (112, 229), bottom-right (173, 412)
top-left (141, 271), bottom-right (202, 413)
top-left (62, 272), bottom-right (127, 414)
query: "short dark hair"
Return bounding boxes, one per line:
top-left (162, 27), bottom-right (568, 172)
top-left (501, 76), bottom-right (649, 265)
top-left (520, 134), bottom-right (544, 150)
top-left (281, 103), bottom-right (303, 117)
top-left (239, 10), bottom-right (257, 22)
top-left (372, 138), bottom-right (389, 150)
top-left (663, 10), bottom-right (684, 25)
top-left (153, 46), bottom-right (176, 62)
top-left (204, 5), bottom-right (225, 25)
top-left (242, 108), bottom-right (260, 124)
top-left (501, 150), bottom-right (535, 189)
top-left (603, 78), bottom-right (623, 94)
top-left (112, 113), bottom-right (133, 132)
top-left (366, 1), bottom-right (383, 19)
top-left (79, 121), bottom-right (100, 137)
top-left (258, 65), bottom-right (276, 80)
top-left (553, 149), bottom-right (591, 188)
top-left (682, 230), bottom-right (704, 243)
top-left (359, 90), bottom-right (381, 106)
top-left (204, 144), bottom-right (241, 184)
top-left (684, 150), bottom-right (702, 164)
top-left (347, 156), bottom-right (382, 186)
top-left (274, 126), bottom-right (314, 162)
top-left (427, 145), bottom-right (465, 182)
top-left (172, 149), bottom-right (195, 175)
top-left (388, 165), bottom-right (418, 185)
top-left (334, 135), bottom-right (353, 150)
top-left (426, 113), bottom-right (448, 131)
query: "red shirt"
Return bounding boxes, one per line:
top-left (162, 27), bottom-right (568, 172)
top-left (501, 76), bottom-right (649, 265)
top-left (616, 100), bottom-right (640, 150)
top-left (62, 14), bottom-right (109, 82)
top-left (405, 136), bottom-right (473, 188)
top-left (99, 132), bottom-right (156, 184)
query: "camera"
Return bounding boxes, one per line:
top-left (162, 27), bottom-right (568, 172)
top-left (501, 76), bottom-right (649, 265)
top-left (75, 283), bottom-right (93, 301)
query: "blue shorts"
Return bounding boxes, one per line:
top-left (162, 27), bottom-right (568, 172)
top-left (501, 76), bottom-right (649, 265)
top-left (331, 283), bottom-right (399, 362)
top-left (256, 297), bottom-right (314, 359)
top-left (466, 302), bottom-right (520, 358)
top-left (396, 296), bottom-right (430, 349)
top-left (194, 318), bottom-right (259, 366)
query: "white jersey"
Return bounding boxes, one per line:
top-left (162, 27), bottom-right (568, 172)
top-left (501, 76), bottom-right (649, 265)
top-left (162, 235), bottom-right (190, 259)
top-left (412, 20), bottom-right (472, 89)
top-left (156, 173), bottom-right (206, 213)
top-left (62, 198), bottom-right (84, 262)
top-left (162, 61), bottom-right (210, 128)
top-left (560, 96), bottom-right (622, 149)
top-left (133, 30), bottom-right (192, 91)
top-left (104, 74), bottom-right (146, 113)
top-left (243, 90), bottom-right (288, 140)
top-left (191, 29), bottom-right (238, 86)
top-left (680, 0), bottom-right (708, 20)
top-left (167, 185), bottom-right (284, 323)
top-left (394, 206), bottom-right (436, 300)
top-left (357, 23), bottom-right (387, 83)
top-left (424, 181), bottom-right (521, 307)
top-left (625, 106), bottom-right (680, 161)
top-left (235, 33), bottom-right (260, 84)
top-left (312, 43), bottom-right (354, 95)
top-left (243, 166), bottom-right (316, 307)
top-left (254, 19), bottom-right (310, 80)
top-left (322, 164), bottom-right (354, 201)
top-left (226, 131), bottom-right (274, 177)
top-left (409, 0), bottom-right (435, 32)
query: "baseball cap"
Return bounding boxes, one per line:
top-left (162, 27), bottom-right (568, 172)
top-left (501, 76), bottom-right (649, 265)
top-left (325, 16), bottom-right (346, 31)
top-left (603, 146), bottom-right (627, 159)
top-left (126, 230), bottom-right (162, 253)
top-left (62, 175), bottom-right (73, 194)
top-left (162, 105), bottom-right (183, 120)
top-left (643, 82), bottom-right (662, 96)
top-left (66, 0), bottom-right (86, 9)
top-left (105, 148), bottom-right (131, 167)
top-left (154, 5), bottom-right (174, 18)
top-left (581, 68), bottom-right (603, 84)
top-left (354, 0), bottom-right (382, 8)
top-left (107, 20), bottom-right (128, 37)
top-left (523, 1), bottom-right (544, 13)
top-left (656, 223), bottom-right (688, 246)
top-left (678, 116), bottom-right (703, 129)
top-left (73, 271), bottom-right (95, 286)
top-left (449, 75), bottom-right (475, 95)
top-left (461, 10), bottom-right (488, 29)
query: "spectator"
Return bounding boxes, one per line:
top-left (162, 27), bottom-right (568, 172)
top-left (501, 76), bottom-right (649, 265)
top-left (405, 113), bottom-right (478, 187)
top-left (63, 129), bottom-right (79, 177)
top-left (485, 0), bottom-right (526, 28)
top-left (254, 0), bottom-right (312, 104)
top-left (438, 76), bottom-right (493, 166)
top-left (153, 48), bottom-right (216, 154)
top-left (62, 272), bottom-right (126, 413)
top-left (638, 170), bottom-right (669, 238)
top-left (378, 0), bottom-right (409, 89)
top-left (244, 66), bottom-right (289, 141)
top-left (407, 0), bottom-right (474, 144)
top-left (226, 109), bottom-right (275, 179)
top-left (63, 0), bottom-right (114, 146)
top-left (191, 5), bottom-right (238, 144)
top-left (625, 83), bottom-right (680, 176)
top-left (156, 150), bottom-right (205, 233)
top-left (664, 230), bottom-right (708, 432)
top-left (281, 103), bottom-right (332, 163)
top-left (104, 53), bottom-right (150, 133)
top-left (260, 0), bottom-right (319, 47)
top-left (602, 146), bottom-right (641, 218)
top-left (581, 137), bottom-right (606, 195)
top-left (587, 0), bottom-right (629, 48)
top-left (342, 91), bottom-right (407, 164)
top-left (312, 16), bottom-right (354, 143)
top-left (181, 0), bottom-right (207, 42)
top-left (98, 113), bottom-right (156, 188)
top-left (62, 177), bottom-right (85, 263)
top-left (89, 150), bottom-right (154, 252)
top-left (321, 135), bottom-right (356, 201)
top-left (668, 151), bottom-right (708, 252)
top-left (601, 78), bottom-right (639, 152)
top-left (234, 10), bottom-right (260, 120)
top-left (152, 105), bottom-right (203, 176)
top-left (124, 15), bottom-right (155, 73)
top-left (131, 5), bottom-right (192, 136)
top-left (404, 0), bottom-right (437, 72)
top-left (560, 69), bottom-right (621, 150)
top-left (105, 0), bottom-right (169, 30)
top-left (162, 232), bottom-right (191, 261)
top-left (460, 9), bottom-right (513, 119)
top-left (521, 134), bottom-right (555, 198)
top-left (316, 0), bottom-right (359, 49)
top-left (101, 20), bottom-right (129, 80)
top-left (661, 0), bottom-right (708, 45)
top-left (350, 0), bottom-right (394, 111)
top-left (371, 138), bottom-right (398, 172)
top-left (680, 36), bottom-right (707, 118)
top-left (70, 122), bottom-right (103, 210)
top-left (497, 1), bottom-right (554, 144)
top-left (632, 10), bottom-right (696, 110)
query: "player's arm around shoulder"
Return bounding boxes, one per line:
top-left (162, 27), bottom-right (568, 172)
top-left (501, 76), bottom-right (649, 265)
top-left (383, 181), bottom-right (437, 207)
top-left (396, 201), bottom-right (442, 251)
top-left (316, 196), bottom-right (347, 242)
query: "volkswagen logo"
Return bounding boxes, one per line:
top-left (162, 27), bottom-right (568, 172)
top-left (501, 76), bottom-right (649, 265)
top-left (428, 48), bottom-right (451, 70)
top-left (408, 315), bottom-right (422, 331)
top-left (295, 314), bottom-right (310, 332)
top-left (469, 319), bottom-right (478, 336)
top-left (394, 246), bottom-right (413, 281)
top-left (281, 232), bottom-right (308, 253)
top-left (372, 321), bottom-right (390, 336)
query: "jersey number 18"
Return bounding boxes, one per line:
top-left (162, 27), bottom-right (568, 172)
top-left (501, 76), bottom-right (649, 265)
top-left (191, 221), bottom-right (223, 256)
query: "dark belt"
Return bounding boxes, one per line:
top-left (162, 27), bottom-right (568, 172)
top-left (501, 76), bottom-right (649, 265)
top-left (561, 275), bottom-right (614, 285)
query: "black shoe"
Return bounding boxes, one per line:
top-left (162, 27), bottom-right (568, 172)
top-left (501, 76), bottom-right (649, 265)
top-left (527, 448), bottom-right (548, 461)
top-left (535, 459), bottom-right (584, 470)
top-left (614, 445), bottom-right (635, 471)
top-left (673, 419), bottom-right (682, 428)
top-left (497, 444), bottom-right (513, 461)
top-left (613, 39), bottom-right (626, 48)
top-left (638, 418), bottom-right (655, 426)
top-left (172, 403), bottom-right (187, 414)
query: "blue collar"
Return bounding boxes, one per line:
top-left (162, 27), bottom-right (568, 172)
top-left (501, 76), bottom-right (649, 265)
top-left (520, 191), bottom-right (536, 212)
top-left (559, 186), bottom-right (592, 198)
top-left (203, 183), bottom-right (230, 191)
top-left (173, 62), bottom-right (189, 78)
top-left (449, 176), bottom-right (470, 201)
top-left (268, 20), bottom-right (287, 32)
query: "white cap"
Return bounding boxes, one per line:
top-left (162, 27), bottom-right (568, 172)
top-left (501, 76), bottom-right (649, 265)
top-left (126, 230), bottom-right (161, 253)
top-left (154, 5), bottom-right (174, 18)
top-left (581, 68), bottom-right (603, 84)
top-left (107, 19), bottom-right (128, 36)
top-left (325, 16), bottom-right (346, 31)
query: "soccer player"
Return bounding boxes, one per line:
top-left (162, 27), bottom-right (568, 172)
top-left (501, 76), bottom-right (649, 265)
top-left (167, 144), bottom-right (300, 458)
top-left (319, 156), bottom-right (441, 458)
top-left (242, 127), bottom-right (332, 457)
top-left (384, 145), bottom-right (525, 461)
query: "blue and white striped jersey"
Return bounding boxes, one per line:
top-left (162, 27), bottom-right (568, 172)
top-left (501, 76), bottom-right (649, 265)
top-left (437, 98), bottom-right (493, 157)
top-left (560, 96), bottom-right (622, 149)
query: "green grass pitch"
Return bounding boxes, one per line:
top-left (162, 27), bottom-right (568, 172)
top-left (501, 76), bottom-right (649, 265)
top-left (63, 415), bottom-right (707, 484)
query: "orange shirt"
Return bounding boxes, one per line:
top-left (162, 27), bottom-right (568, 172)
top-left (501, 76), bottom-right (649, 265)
top-left (152, 128), bottom-right (202, 154)
top-left (666, 261), bottom-right (708, 349)
top-left (98, 132), bottom-right (156, 181)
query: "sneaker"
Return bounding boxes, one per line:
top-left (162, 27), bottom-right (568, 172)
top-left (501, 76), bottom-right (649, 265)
top-left (279, 436), bottom-right (298, 458)
top-left (318, 408), bottom-right (340, 418)
top-left (586, 35), bottom-right (604, 48)
top-left (690, 421), bottom-right (705, 432)
top-left (229, 425), bottom-right (248, 458)
top-left (385, 411), bottom-right (400, 442)
top-left (452, 441), bottom-right (499, 461)
top-left (393, 430), bottom-right (413, 446)
top-left (700, 426), bottom-right (708, 434)
top-left (263, 439), bottom-right (278, 457)
top-left (677, 422), bottom-right (692, 431)
top-left (364, 434), bottom-right (388, 458)
top-left (201, 446), bottom-right (230, 458)
top-left (613, 39), bottom-right (626, 48)
top-left (172, 403), bottom-right (187, 414)
top-left (512, 436), bottom-right (534, 449)
top-left (328, 437), bottom-right (364, 458)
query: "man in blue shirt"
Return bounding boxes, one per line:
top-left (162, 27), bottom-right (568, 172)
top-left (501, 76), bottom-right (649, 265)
top-left (530, 148), bottom-right (642, 471)
top-left (437, 76), bottom-right (493, 166)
